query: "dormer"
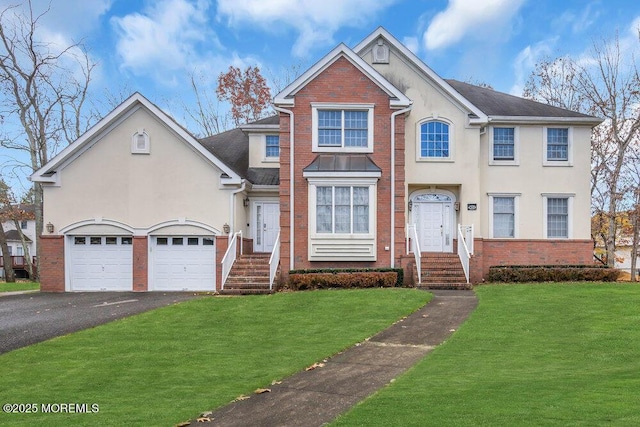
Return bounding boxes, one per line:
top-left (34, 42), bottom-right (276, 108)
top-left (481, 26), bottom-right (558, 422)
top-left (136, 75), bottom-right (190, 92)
top-left (241, 116), bottom-right (280, 169)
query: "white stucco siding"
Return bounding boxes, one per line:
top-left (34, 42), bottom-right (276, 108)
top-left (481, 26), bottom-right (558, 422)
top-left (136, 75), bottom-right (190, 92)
top-left (480, 125), bottom-right (593, 239)
top-left (43, 108), bottom-right (235, 232)
top-left (248, 133), bottom-right (280, 168)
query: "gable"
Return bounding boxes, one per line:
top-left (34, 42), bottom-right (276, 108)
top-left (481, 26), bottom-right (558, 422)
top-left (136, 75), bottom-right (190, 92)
top-left (31, 93), bottom-right (241, 185)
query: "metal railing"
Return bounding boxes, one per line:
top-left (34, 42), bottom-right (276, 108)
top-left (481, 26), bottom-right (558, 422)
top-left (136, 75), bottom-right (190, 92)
top-left (221, 231), bottom-right (242, 290)
top-left (269, 232), bottom-right (281, 290)
top-left (407, 224), bottom-right (422, 285)
top-left (457, 224), bottom-right (472, 284)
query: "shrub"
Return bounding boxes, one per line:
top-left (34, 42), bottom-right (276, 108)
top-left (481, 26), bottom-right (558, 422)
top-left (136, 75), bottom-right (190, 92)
top-left (288, 269), bottom-right (400, 290)
top-left (488, 265), bottom-right (620, 283)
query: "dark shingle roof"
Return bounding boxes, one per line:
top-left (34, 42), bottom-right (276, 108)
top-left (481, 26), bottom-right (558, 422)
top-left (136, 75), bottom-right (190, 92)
top-left (4, 229), bottom-right (31, 242)
top-left (198, 115), bottom-right (280, 186)
top-left (446, 79), bottom-right (599, 120)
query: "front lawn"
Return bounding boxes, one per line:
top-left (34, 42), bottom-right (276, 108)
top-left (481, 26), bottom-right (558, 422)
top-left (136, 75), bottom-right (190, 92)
top-left (0, 281), bottom-right (39, 293)
top-left (333, 283), bottom-right (640, 426)
top-left (0, 288), bottom-right (429, 426)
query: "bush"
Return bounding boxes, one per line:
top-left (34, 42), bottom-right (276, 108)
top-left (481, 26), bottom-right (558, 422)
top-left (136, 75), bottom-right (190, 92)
top-left (488, 265), bottom-right (620, 283)
top-left (288, 269), bottom-right (401, 290)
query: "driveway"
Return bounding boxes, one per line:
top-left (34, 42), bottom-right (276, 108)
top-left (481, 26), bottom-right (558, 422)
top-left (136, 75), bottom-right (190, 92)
top-left (0, 292), bottom-right (201, 354)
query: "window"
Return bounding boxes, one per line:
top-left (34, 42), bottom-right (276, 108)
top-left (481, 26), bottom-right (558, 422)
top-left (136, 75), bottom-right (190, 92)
top-left (312, 104), bottom-right (374, 152)
top-left (493, 197), bottom-right (515, 238)
top-left (546, 197), bottom-right (569, 238)
top-left (203, 238), bottom-right (214, 246)
top-left (20, 220), bottom-right (28, 229)
top-left (265, 135), bottom-right (279, 158)
top-left (544, 127), bottom-right (572, 165)
top-left (316, 186), bottom-right (369, 234)
top-left (121, 237), bottom-right (133, 245)
top-left (420, 120), bottom-right (450, 159)
top-left (156, 237), bottom-right (168, 245)
top-left (16, 246), bottom-right (23, 256)
top-left (172, 238), bottom-right (183, 245)
top-left (188, 237), bottom-right (199, 246)
top-left (491, 127), bottom-right (518, 163)
top-left (74, 237), bottom-right (86, 245)
top-left (105, 237), bottom-right (118, 245)
top-left (90, 237), bottom-right (102, 245)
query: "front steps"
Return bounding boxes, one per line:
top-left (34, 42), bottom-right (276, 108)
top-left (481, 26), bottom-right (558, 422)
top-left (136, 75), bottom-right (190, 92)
top-left (415, 252), bottom-right (472, 290)
top-left (220, 254), bottom-right (275, 295)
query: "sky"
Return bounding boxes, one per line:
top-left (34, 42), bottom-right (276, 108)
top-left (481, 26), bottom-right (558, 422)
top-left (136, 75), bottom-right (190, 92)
top-left (1, 0), bottom-right (640, 193)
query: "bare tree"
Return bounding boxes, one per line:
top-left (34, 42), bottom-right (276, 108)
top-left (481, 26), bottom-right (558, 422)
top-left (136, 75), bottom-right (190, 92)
top-left (0, 1), bottom-right (96, 278)
top-left (182, 70), bottom-right (231, 138)
top-left (524, 33), bottom-right (640, 267)
top-left (0, 179), bottom-right (15, 282)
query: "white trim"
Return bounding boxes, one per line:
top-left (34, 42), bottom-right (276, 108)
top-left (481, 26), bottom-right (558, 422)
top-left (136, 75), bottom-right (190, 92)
top-left (542, 194), bottom-right (574, 239)
top-left (488, 194), bottom-right (520, 238)
top-left (303, 171), bottom-right (382, 179)
top-left (416, 116), bottom-right (455, 162)
top-left (273, 43), bottom-right (411, 108)
top-left (543, 126), bottom-right (574, 166)
top-left (60, 219), bottom-right (134, 235)
top-left (147, 219), bottom-right (221, 235)
top-left (489, 126), bottom-right (520, 166)
top-left (311, 104), bottom-right (374, 153)
top-left (263, 134), bottom-right (280, 162)
top-left (488, 115), bottom-right (602, 125)
top-left (131, 129), bottom-right (150, 154)
top-left (354, 27), bottom-right (488, 124)
top-left (31, 92), bottom-right (242, 184)
top-left (409, 189), bottom-right (456, 253)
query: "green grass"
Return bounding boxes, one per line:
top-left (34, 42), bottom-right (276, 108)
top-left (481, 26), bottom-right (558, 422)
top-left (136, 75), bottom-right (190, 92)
top-left (333, 283), bottom-right (640, 426)
top-left (0, 288), bottom-right (429, 426)
top-left (0, 281), bottom-right (39, 292)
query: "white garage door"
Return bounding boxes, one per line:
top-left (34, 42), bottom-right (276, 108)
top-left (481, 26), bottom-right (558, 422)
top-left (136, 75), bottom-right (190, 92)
top-left (151, 236), bottom-right (216, 291)
top-left (68, 236), bottom-right (133, 291)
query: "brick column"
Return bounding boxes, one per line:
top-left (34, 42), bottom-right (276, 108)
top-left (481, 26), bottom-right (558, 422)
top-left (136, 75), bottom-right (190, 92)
top-left (216, 235), bottom-right (229, 292)
top-left (132, 236), bottom-right (148, 291)
top-left (39, 235), bottom-right (65, 292)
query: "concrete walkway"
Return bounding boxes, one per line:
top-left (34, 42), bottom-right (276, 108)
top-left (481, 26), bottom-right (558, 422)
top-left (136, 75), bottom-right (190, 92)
top-left (186, 289), bottom-right (478, 426)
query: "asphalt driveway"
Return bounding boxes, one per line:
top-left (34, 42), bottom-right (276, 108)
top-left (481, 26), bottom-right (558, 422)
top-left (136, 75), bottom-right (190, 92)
top-left (0, 292), bottom-right (201, 354)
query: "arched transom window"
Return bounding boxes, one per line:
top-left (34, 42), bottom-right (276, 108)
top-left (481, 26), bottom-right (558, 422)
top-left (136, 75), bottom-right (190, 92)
top-left (420, 120), bottom-right (450, 159)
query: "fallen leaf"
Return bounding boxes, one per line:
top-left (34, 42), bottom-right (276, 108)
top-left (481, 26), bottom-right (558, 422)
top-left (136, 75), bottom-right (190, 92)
top-left (255, 388), bottom-right (271, 394)
top-left (305, 362), bottom-right (325, 371)
top-left (449, 329), bottom-right (456, 332)
top-left (271, 380), bottom-right (282, 385)
top-left (422, 314), bottom-right (429, 318)
top-left (175, 421), bottom-right (190, 427)
top-left (196, 417), bottom-right (211, 423)
top-left (233, 395), bottom-right (250, 402)
top-left (200, 411), bottom-right (213, 417)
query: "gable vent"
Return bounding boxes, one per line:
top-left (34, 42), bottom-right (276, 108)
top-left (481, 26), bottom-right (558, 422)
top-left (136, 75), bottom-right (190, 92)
top-left (372, 39), bottom-right (389, 64)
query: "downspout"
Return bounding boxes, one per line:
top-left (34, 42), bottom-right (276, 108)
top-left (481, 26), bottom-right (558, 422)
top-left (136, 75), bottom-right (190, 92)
top-left (229, 180), bottom-right (246, 240)
top-left (273, 106), bottom-right (294, 270)
top-left (390, 104), bottom-right (413, 268)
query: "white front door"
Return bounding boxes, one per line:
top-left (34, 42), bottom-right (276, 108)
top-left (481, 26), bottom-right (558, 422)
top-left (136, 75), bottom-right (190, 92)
top-left (414, 200), bottom-right (453, 253)
top-left (254, 202), bottom-right (280, 253)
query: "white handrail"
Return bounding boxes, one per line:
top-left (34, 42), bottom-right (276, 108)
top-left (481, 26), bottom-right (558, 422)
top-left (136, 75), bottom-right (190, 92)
top-left (221, 231), bottom-right (242, 290)
top-left (269, 232), bottom-right (281, 290)
top-left (457, 224), bottom-right (471, 284)
top-left (407, 224), bottom-right (422, 285)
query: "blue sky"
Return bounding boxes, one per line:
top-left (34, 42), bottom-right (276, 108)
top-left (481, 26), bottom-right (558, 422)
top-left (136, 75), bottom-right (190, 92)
top-left (1, 0), bottom-right (640, 192)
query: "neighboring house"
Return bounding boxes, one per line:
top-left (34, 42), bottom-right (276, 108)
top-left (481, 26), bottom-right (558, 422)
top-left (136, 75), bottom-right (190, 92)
top-left (32, 27), bottom-right (601, 292)
top-left (1, 204), bottom-right (37, 279)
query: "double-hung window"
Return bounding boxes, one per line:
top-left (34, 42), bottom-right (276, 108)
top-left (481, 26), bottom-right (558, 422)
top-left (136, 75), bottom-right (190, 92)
top-left (544, 127), bottom-right (572, 165)
top-left (316, 186), bottom-right (369, 234)
top-left (546, 197), bottom-right (569, 238)
top-left (491, 127), bottom-right (518, 164)
top-left (265, 135), bottom-right (279, 158)
top-left (419, 120), bottom-right (451, 159)
top-left (312, 104), bottom-right (374, 152)
top-left (493, 197), bottom-right (515, 238)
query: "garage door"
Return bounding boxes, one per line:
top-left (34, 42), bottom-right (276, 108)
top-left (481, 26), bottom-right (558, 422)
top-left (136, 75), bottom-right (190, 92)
top-left (151, 236), bottom-right (216, 291)
top-left (68, 236), bottom-right (133, 291)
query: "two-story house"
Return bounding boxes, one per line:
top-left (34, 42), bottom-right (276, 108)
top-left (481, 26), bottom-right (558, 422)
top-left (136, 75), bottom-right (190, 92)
top-left (1, 204), bottom-right (37, 279)
top-left (31, 27), bottom-right (600, 292)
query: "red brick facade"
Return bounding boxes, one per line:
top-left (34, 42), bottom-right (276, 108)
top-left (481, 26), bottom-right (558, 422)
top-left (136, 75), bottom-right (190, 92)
top-left (278, 57), bottom-right (406, 278)
top-left (39, 235), bottom-right (65, 292)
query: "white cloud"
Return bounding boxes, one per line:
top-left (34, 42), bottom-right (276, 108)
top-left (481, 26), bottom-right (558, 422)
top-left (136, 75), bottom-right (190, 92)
top-left (402, 36), bottom-right (419, 55)
top-left (423, 0), bottom-right (526, 50)
top-left (216, 0), bottom-right (399, 57)
top-left (111, 0), bottom-right (220, 85)
top-left (510, 38), bottom-right (556, 95)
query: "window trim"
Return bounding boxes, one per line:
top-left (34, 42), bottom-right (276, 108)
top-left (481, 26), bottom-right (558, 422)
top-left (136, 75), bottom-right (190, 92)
top-left (488, 193), bottom-right (520, 238)
top-left (489, 126), bottom-right (519, 165)
top-left (542, 193), bottom-right (574, 239)
top-left (311, 103), bottom-right (374, 153)
top-left (416, 117), bottom-right (454, 162)
top-left (264, 134), bottom-right (280, 161)
top-left (308, 178), bottom-right (377, 238)
top-left (543, 127), bottom-right (573, 166)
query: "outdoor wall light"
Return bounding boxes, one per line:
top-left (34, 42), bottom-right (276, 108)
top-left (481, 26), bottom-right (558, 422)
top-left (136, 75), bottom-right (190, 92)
top-left (243, 197), bottom-right (250, 207)
top-left (408, 200), bottom-right (413, 211)
top-left (223, 223), bottom-right (230, 234)
top-left (46, 222), bottom-right (54, 233)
